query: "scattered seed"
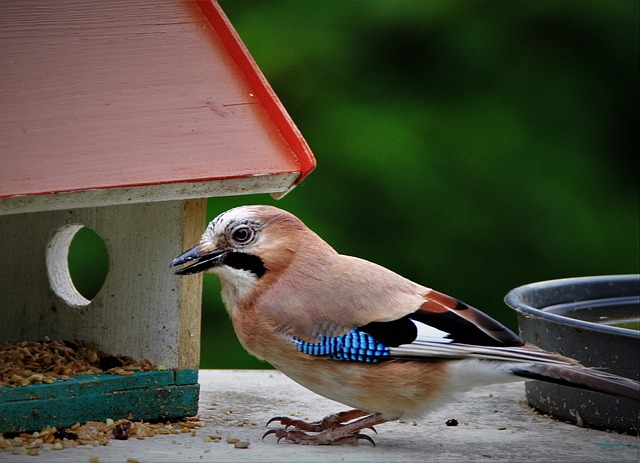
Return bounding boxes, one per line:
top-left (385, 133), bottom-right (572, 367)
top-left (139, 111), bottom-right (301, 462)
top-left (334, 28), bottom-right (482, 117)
top-left (113, 421), bottom-right (132, 440)
top-left (234, 441), bottom-right (250, 449)
top-left (226, 437), bottom-right (240, 444)
top-left (89, 453), bottom-right (100, 463)
top-left (1, 418), bottom-right (207, 455)
top-left (26, 438), bottom-right (43, 449)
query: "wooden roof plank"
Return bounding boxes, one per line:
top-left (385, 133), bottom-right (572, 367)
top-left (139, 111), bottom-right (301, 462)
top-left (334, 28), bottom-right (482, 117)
top-left (0, 0), bottom-right (315, 212)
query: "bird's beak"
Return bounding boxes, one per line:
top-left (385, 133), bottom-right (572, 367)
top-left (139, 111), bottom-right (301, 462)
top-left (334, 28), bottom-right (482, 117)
top-left (171, 245), bottom-right (227, 275)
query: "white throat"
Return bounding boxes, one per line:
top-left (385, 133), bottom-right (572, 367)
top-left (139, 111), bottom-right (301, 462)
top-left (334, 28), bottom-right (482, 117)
top-left (213, 266), bottom-right (259, 316)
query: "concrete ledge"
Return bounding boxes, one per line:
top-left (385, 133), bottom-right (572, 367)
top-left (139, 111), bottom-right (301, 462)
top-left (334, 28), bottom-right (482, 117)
top-left (4, 370), bottom-right (639, 462)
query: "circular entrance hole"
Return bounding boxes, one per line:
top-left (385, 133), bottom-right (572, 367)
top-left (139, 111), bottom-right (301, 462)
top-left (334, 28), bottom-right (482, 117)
top-left (47, 225), bottom-right (109, 308)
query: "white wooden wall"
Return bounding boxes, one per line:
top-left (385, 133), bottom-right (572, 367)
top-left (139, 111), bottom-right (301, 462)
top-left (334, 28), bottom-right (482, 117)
top-left (0, 199), bottom-right (205, 370)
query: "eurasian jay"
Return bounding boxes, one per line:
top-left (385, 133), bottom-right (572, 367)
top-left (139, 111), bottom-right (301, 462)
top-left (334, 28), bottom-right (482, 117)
top-left (172, 205), bottom-right (639, 445)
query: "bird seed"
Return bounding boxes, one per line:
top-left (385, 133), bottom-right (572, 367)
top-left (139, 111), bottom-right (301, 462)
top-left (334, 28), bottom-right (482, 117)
top-left (0, 338), bottom-right (161, 387)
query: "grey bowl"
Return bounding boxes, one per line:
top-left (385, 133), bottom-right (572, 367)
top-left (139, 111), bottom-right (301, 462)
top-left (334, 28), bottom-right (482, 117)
top-left (505, 275), bottom-right (640, 434)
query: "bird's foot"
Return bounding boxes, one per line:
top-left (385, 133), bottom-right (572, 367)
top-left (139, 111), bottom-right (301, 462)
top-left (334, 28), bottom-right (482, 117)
top-left (263, 428), bottom-right (375, 446)
top-left (266, 409), bottom-right (371, 432)
top-left (264, 410), bottom-right (389, 446)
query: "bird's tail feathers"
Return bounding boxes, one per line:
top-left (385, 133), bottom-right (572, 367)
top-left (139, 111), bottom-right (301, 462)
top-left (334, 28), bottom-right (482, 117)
top-left (391, 340), bottom-right (639, 400)
top-left (510, 363), bottom-right (640, 401)
top-left (391, 340), bottom-right (580, 365)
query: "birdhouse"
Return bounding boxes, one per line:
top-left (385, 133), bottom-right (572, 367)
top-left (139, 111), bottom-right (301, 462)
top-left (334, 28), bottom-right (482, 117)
top-left (0, 0), bottom-right (315, 433)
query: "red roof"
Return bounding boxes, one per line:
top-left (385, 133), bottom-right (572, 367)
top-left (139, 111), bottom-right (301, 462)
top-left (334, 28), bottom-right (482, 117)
top-left (0, 0), bottom-right (315, 214)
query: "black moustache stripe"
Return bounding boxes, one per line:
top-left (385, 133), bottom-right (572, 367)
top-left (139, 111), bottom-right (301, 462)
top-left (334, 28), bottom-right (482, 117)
top-left (222, 252), bottom-right (266, 278)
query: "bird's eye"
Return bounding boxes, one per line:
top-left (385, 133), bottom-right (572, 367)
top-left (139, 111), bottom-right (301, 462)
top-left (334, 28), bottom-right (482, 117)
top-left (232, 226), bottom-right (254, 244)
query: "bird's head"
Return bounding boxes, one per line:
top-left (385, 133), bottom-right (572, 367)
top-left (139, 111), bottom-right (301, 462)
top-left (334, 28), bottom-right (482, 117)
top-left (171, 205), bottom-right (322, 303)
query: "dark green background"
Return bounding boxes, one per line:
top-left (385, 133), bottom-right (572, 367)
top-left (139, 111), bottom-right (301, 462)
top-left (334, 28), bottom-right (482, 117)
top-left (71, 0), bottom-right (639, 369)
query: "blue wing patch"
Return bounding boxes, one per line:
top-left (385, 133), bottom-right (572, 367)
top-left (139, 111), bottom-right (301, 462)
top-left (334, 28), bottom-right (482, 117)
top-left (292, 328), bottom-right (391, 363)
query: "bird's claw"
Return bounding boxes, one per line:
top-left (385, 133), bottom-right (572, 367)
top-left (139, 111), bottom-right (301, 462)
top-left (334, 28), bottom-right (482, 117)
top-left (262, 428), bottom-right (375, 446)
top-left (263, 428), bottom-right (311, 444)
top-left (338, 433), bottom-right (376, 446)
top-left (264, 410), bottom-right (384, 445)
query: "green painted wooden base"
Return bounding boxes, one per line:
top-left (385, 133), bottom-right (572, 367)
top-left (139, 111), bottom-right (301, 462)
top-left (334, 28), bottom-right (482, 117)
top-left (0, 370), bottom-right (199, 433)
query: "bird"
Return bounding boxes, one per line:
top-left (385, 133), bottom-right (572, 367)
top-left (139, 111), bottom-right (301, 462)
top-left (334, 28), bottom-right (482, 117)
top-left (171, 205), bottom-right (639, 445)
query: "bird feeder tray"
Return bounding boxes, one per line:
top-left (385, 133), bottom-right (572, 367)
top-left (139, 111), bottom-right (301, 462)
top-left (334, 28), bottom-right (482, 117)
top-left (0, 371), bottom-right (199, 434)
top-left (0, 0), bottom-right (315, 433)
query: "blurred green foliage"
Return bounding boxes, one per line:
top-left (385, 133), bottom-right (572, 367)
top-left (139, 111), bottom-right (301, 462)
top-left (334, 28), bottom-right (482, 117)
top-left (73, 1), bottom-right (639, 370)
top-left (204, 0), bottom-right (638, 368)
top-left (69, 227), bottom-right (109, 301)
